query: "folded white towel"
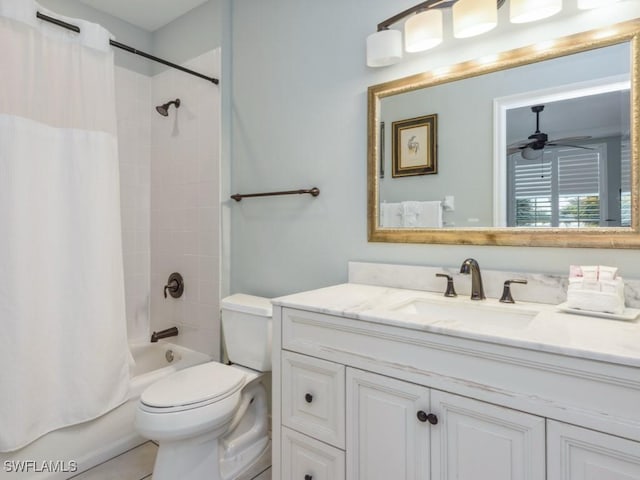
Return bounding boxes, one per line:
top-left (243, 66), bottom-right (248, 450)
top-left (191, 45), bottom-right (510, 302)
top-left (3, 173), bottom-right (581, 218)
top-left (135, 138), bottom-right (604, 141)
top-left (380, 202), bottom-right (403, 227)
top-left (402, 201), bottom-right (442, 228)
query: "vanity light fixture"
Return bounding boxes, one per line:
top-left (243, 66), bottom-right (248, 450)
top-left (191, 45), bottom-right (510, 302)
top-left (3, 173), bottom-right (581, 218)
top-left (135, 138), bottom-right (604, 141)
top-left (510, 0), bottom-right (562, 24)
top-left (577, 0), bottom-right (620, 8)
top-left (366, 29), bottom-right (404, 67)
top-left (453, 0), bottom-right (499, 38)
top-left (367, 0), bottom-right (505, 67)
top-left (405, 8), bottom-right (444, 52)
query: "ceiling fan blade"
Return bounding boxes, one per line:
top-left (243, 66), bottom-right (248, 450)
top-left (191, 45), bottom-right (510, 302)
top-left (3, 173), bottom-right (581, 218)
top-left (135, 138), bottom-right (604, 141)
top-left (547, 135), bottom-right (592, 143)
top-left (507, 147), bottom-right (521, 155)
top-left (546, 143), bottom-right (595, 150)
top-left (507, 140), bottom-right (530, 148)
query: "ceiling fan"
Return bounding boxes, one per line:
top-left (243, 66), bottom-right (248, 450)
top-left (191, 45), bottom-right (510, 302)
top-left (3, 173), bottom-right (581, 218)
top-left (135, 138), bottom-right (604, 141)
top-left (507, 105), bottom-right (593, 159)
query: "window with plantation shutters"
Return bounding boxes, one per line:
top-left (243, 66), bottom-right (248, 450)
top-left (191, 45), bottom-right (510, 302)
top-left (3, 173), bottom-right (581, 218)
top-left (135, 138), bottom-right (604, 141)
top-left (508, 144), bottom-right (606, 227)
top-left (620, 138), bottom-right (631, 227)
top-left (509, 156), bottom-right (553, 227)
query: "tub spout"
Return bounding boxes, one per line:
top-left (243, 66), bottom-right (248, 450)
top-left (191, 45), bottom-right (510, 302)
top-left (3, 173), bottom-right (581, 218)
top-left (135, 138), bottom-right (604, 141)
top-left (150, 327), bottom-right (179, 343)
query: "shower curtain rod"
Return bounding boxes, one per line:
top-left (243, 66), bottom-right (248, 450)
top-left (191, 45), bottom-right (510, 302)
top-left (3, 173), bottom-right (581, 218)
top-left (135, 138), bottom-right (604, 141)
top-left (36, 11), bottom-right (219, 85)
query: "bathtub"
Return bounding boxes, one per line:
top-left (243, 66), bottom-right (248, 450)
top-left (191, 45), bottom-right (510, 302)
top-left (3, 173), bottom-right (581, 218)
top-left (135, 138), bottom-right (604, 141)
top-left (1, 342), bottom-right (211, 479)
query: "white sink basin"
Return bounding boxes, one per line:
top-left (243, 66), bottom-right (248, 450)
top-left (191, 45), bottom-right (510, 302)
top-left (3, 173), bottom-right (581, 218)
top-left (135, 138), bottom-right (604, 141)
top-left (387, 298), bottom-right (538, 330)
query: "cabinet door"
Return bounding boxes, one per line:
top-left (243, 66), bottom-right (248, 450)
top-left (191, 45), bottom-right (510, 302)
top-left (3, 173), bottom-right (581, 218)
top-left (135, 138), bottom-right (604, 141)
top-left (347, 368), bottom-right (431, 480)
top-left (431, 390), bottom-right (545, 480)
top-left (548, 420), bottom-right (640, 480)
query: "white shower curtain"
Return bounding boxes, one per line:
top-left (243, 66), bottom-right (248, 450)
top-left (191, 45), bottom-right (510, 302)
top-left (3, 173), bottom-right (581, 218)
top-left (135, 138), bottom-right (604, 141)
top-left (0, 0), bottom-right (129, 452)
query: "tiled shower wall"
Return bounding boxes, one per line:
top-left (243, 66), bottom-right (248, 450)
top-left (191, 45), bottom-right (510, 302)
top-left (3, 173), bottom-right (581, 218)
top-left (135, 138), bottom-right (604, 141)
top-left (150, 49), bottom-right (221, 357)
top-left (115, 66), bottom-right (152, 343)
top-left (114, 49), bottom-right (221, 356)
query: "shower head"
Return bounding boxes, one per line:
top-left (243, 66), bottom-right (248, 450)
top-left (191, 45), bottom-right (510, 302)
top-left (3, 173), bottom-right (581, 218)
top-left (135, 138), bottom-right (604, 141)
top-left (156, 98), bottom-right (180, 117)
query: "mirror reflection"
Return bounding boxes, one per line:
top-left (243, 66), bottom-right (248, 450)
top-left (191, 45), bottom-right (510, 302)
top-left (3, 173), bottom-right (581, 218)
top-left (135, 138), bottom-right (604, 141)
top-left (377, 42), bottom-right (631, 230)
top-left (504, 89), bottom-right (630, 228)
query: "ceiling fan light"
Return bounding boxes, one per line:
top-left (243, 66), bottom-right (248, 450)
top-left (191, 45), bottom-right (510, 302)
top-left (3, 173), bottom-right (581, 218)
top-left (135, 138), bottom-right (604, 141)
top-left (522, 147), bottom-right (543, 160)
top-left (577, 0), bottom-right (619, 9)
top-left (453, 0), bottom-right (497, 39)
top-left (405, 9), bottom-right (443, 53)
top-left (366, 29), bottom-right (403, 67)
top-left (510, 0), bottom-right (562, 24)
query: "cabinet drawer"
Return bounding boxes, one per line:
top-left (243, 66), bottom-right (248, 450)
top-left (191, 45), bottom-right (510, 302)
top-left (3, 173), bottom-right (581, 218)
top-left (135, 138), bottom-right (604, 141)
top-left (282, 350), bottom-right (345, 448)
top-left (282, 427), bottom-right (345, 480)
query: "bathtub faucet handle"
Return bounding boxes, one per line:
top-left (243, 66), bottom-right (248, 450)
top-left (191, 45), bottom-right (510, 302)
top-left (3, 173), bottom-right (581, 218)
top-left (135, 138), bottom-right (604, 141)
top-left (164, 272), bottom-right (184, 299)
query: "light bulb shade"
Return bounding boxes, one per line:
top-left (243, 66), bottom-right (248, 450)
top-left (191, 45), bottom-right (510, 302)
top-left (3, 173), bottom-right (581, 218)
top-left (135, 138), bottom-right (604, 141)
top-left (510, 0), bottom-right (562, 24)
top-left (366, 29), bottom-right (403, 67)
top-left (521, 147), bottom-right (543, 160)
top-left (577, 0), bottom-right (619, 9)
top-left (405, 9), bottom-right (443, 53)
top-left (453, 0), bottom-right (497, 38)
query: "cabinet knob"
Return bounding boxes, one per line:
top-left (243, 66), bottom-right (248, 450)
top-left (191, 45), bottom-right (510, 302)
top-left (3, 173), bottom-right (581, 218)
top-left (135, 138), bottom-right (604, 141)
top-left (305, 475), bottom-right (313, 480)
top-left (417, 411), bottom-right (438, 425)
top-left (305, 393), bottom-right (313, 403)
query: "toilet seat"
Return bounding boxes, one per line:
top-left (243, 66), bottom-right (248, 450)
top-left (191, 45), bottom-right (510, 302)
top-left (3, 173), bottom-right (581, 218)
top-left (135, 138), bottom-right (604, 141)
top-left (140, 362), bottom-right (246, 414)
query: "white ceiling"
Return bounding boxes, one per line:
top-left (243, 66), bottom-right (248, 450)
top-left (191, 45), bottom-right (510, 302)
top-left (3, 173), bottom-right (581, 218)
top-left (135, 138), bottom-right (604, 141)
top-left (77, 0), bottom-right (209, 31)
top-left (507, 90), bottom-right (631, 146)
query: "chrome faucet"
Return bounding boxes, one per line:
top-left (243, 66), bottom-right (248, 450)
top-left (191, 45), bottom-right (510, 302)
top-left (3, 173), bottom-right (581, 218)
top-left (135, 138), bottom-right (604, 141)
top-left (150, 326), bottom-right (179, 343)
top-left (459, 258), bottom-right (486, 300)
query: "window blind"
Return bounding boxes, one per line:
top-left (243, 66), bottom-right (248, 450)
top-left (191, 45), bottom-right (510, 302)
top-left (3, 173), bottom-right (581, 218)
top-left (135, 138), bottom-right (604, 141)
top-left (620, 138), bottom-right (631, 227)
top-left (511, 145), bottom-right (603, 227)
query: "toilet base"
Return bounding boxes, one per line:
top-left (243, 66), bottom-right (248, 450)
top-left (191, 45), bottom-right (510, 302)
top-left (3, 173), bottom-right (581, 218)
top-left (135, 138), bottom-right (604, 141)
top-left (152, 434), bottom-right (271, 480)
top-left (229, 439), bottom-right (272, 480)
top-left (149, 380), bottom-right (271, 480)
top-left (152, 423), bottom-right (229, 480)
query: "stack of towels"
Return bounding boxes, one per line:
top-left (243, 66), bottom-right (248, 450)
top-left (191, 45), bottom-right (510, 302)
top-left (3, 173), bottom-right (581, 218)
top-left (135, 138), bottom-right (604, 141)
top-left (566, 265), bottom-right (625, 314)
top-left (380, 201), bottom-right (443, 228)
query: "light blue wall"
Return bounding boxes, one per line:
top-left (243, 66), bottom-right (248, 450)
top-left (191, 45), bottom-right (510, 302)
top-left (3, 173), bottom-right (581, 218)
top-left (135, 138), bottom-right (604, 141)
top-left (229, 0), bottom-right (640, 298)
top-left (152, 1), bottom-right (224, 76)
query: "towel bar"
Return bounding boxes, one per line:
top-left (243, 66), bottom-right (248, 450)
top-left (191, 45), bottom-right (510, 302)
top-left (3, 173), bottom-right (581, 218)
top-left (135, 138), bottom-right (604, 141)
top-left (231, 187), bottom-right (320, 202)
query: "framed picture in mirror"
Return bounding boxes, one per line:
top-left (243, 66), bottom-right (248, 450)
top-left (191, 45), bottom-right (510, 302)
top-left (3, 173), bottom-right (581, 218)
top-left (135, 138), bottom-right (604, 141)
top-left (392, 114), bottom-right (438, 177)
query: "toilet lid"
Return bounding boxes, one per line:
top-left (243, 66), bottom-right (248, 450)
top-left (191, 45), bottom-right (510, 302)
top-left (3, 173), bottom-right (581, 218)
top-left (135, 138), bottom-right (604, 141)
top-left (140, 362), bottom-right (246, 409)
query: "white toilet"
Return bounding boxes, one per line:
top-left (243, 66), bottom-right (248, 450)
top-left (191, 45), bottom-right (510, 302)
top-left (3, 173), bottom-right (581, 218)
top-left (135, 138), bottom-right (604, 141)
top-left (135, 294), bottom-right (273, 480)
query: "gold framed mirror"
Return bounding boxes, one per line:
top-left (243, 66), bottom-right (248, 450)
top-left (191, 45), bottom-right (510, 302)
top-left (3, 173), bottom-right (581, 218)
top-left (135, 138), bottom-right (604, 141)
top-left (368, 19), bottom-right (640, 248)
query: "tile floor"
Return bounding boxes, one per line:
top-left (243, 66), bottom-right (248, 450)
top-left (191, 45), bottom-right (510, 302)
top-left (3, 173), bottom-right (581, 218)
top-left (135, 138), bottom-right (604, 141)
top-left (69, 441), bottom-right (272, 480)
top-left (69, 442), bottom-right (157, 480)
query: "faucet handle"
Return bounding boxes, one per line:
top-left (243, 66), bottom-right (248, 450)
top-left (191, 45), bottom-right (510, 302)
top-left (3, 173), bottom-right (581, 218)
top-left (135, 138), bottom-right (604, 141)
top-left (499, 279), bottom-right (528, 303)
top-left (435, 273), bottom-right (457, 297)
top-left (164, 272), bottom-right (184, 299)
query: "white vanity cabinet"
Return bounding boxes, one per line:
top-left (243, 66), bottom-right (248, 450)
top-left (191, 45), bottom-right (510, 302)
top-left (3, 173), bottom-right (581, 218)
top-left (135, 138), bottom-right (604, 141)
top-left (547, 421), bottom-right (640, 480)
top-left (347, 368), bottom-right (545, 480)
top-left (281, 350), bottom-right (345, 449)
top-left (347, 368), bottom-right (431, 480)
top-left (271, 296), bottom-right (640, 480)
top-left (430, 389), bottom-right (545, 480)
top-left (281, 427), bottom-right (345, 480)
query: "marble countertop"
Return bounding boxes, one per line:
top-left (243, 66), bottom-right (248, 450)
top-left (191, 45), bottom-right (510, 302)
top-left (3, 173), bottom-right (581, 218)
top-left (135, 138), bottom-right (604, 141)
top-left (273, 283), bottom-right (640, 368)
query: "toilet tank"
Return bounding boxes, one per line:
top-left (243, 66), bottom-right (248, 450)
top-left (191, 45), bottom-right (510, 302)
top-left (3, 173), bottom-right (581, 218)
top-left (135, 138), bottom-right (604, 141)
top-left (221, 294), bottom-right (272, 372)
